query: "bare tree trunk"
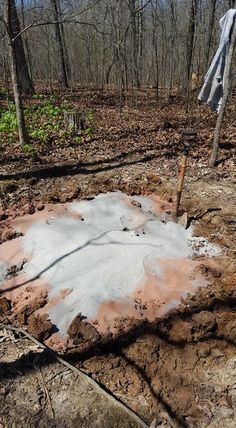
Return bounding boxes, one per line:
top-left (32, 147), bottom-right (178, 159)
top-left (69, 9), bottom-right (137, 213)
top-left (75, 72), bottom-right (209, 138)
top-left (111, 1), bottom-right (126, 94)
top-left (185, 0), bottom-right (199, 96)
top-left (50, 0), bottom-right (68, 88)
top-left (167, 0), bottom-right (177, 99)
top-left (4, 0), bottom-right (29, 145)
top-left (57, 0), bottom-right (70, 82)
top-left (130, 0), bottom-right (140, 89)
top-left (101, 4), bottom-right (108, 89)
top-left (20, 0), bottom-right (33, 81)
top-left (137, 0), bottom-right (144, 88)
top-left (204, 0), bottom-right (216, 70)
top-left (2, 36), bottom-right (11, 105)
top-left (209, 17), bottom-right (236, 167)
top-left (105, 60), bottom-right (115, 85)
top-left (151, 4), bottom-right (159, 99)
top-left (153, 29), bottom-right (159, 99)
top-left (10, 0), bottom-right (34, 95)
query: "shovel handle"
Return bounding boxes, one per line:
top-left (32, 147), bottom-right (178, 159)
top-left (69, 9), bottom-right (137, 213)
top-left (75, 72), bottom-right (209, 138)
top-left (173, 154), bottom-right (188, 221)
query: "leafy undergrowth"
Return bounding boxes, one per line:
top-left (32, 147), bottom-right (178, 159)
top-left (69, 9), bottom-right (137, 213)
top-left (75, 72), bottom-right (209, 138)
top-left (0, 104), bottom-right (17, 134)
top-left (0, 94), bottom-right (95, 157)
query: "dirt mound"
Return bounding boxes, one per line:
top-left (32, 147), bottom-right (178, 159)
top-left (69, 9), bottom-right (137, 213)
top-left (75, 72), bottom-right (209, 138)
top-left (2, 292), bottom-right (53, 341)
top-left (165, 310), bottom-right (217, 343)
top-left (14, 293), bottom-right (48, 326)
top-left (0, 296), bottom-right (12, 324)
top-left (68, 314), bottom-right (101, 344)
top-left (27, 313), bottom-right (53, 341)
top-left (1, 227), bottom-right (19, 242)
top-left (0, 296), bottom-right (11, 314)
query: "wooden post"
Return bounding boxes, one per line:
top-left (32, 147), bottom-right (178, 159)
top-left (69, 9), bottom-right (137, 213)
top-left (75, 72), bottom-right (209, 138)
top-left (209, 17), bottom-right (236, 167)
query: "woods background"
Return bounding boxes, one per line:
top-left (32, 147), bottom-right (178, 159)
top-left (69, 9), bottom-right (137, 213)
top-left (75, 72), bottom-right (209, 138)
top-left (1, 0), bottom-right (236, 97)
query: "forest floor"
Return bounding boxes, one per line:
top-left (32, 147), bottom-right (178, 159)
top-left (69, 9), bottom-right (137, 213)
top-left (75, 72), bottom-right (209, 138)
top-left (0, 88), bottom-right (236, 427)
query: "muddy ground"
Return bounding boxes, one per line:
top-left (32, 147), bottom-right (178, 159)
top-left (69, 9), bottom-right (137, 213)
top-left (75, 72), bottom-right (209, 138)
top-left (0, 89), bottom-right (236, 427)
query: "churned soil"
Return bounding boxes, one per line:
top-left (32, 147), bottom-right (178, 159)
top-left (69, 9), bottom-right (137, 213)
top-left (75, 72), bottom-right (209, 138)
top-left (0, 89), bottom-right (235, 427)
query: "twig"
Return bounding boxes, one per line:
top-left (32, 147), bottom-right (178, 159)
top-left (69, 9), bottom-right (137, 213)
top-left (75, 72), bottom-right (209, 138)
top-left (38, 366), bottom-right (55, 419)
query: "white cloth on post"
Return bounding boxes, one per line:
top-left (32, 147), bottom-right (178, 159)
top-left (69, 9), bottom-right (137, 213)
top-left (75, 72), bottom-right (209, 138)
top-left (198, 9), bottom-right (236, 112)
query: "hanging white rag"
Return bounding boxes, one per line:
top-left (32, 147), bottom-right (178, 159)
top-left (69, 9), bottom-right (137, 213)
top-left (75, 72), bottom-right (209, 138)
top-left (198, 9), bottom-right (236, 112)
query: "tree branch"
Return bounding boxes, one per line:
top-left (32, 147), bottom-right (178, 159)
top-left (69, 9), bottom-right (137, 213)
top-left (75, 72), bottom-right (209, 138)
top-left (11, 0), bottom-right (103, 42)
top-left (136, 0), bottom-right (152, 13)
top-left (67, 20), bottom-right (112, 36)
top-left (12, 17), bottom-right (43, 41)
top-left (12, 17), bottom-right (110, 42)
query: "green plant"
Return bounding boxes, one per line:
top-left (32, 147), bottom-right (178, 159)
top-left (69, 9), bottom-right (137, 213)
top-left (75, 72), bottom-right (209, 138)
top-left (32, 94), bottom-right (45, 100)
top-left (30, 119), bottom-right (60, 141)
top-left (30, 129), bottom-right (48, 139)
top-left (50, 94), bottom-right (60, 102)
top-left (0, 106), bottom-right (17, 132)
top-left (84, 127), bottom-right (94, 138)
top-left (86, 110), bottom-right (95, 124)
top-left (0, 86), bottom-right (7, 96)
top-left (74, 136), bottom-right (82, 144)
top-left (22, 143), bottom-right (37, 156)
top-left (36, 101), bottom-right (63, 117)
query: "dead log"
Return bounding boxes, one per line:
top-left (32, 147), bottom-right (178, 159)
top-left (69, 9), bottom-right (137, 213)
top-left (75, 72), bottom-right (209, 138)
top-left (64, 111), bottom-right (88, 133)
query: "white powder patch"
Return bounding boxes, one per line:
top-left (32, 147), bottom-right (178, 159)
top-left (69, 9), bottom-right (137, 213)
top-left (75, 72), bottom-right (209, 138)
top-left (0, 262), bottom-right (7, 283)
top-left (188, 236), bottom-right (221, 257)
top-left (13, 192), bottom-right (219, 334)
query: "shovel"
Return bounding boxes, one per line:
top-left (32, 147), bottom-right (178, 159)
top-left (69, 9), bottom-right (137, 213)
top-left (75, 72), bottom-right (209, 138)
top-left (172, 130), bottom-right (197, 227)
